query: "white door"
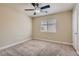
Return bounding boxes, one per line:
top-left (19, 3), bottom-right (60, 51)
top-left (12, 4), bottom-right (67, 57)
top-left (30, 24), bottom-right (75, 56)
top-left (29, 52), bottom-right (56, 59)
top-left (72, 6), bottom-right (78, 50)
top-left (78, 4), bottom-right (79, 51)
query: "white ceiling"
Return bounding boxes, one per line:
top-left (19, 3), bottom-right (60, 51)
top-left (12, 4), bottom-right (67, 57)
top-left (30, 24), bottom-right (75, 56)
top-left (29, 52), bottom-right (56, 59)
top-left (25, 3), bottom-right (76, 17)
top-left (0, 3), bottom-right (76, 17)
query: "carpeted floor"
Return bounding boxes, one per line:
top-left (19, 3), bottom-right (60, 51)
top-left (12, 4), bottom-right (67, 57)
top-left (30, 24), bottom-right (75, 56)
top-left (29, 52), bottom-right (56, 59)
top-left (0, 39), bottom-right (78, 56)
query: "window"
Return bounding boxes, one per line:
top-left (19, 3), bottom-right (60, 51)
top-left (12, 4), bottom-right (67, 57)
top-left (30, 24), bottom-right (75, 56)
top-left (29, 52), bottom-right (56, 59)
top-left (40, 19), bottom-right (56, 33)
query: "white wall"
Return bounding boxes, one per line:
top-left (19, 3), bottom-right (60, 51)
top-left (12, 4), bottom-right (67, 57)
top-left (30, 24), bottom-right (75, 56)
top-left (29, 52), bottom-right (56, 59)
top-left (0, 4), bottom-right (32, 48)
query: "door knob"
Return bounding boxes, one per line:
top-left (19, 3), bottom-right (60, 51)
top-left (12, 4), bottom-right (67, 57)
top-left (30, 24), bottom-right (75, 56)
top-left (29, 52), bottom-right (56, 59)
top-left (74, 33), bottom-right (78, 34)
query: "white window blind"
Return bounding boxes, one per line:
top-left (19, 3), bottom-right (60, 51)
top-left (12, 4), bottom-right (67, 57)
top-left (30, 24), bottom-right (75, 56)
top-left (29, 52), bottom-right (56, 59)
top-left (40, 19), bottom-right (56, 33)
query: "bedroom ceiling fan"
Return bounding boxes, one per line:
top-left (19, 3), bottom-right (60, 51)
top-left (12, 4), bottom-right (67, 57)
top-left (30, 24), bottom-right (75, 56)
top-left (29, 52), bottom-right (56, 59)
top-left (25, 3), bottom-right (50, 15)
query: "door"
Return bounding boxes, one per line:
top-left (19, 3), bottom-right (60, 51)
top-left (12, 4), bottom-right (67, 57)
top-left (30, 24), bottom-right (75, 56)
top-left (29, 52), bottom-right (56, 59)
top-left (72, 6), bottom-right (78, 50)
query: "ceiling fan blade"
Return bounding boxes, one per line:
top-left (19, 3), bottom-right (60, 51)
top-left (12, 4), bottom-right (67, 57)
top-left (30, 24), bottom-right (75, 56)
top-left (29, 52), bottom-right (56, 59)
top-left (25, 9), bottom-right (34, 11)
top-left (32, 3), bottom-right (36, 7)
top-left (32, 3), bottom-right (39, 7)
top-left (34, 12), bottom-right (36, 15)
top-left (41, 5), bottom-right (50, 9)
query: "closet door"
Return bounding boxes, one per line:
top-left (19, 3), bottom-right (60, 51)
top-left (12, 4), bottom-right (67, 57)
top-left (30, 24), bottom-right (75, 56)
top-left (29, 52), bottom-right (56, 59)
top-left (72, 5), bottom-right (78, 50)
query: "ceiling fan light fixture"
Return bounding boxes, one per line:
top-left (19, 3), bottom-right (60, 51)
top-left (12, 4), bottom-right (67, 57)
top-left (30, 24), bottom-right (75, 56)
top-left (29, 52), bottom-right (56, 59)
top-left (35, 7), bottom-right (41, 13)
top-left (35, 9), bottom-right (40, 13)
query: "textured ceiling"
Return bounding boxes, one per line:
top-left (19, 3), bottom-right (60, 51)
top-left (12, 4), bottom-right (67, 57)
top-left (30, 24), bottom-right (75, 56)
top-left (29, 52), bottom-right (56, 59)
top-left (25, 3), bottom-right (76, 17)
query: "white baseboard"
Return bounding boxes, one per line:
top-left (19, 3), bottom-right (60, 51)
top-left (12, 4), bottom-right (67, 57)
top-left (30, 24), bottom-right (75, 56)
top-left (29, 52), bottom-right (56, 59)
top-left (0, 37), bottom-right (32, 50)
top-left (33, 38), bottom-right (72, 46)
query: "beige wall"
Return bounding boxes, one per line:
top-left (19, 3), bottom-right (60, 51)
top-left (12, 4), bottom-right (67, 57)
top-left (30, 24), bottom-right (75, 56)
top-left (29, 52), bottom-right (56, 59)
top-left (0, 4), bottom-right (32, 48)
top-left (32, 11), bottom-right (72, 44)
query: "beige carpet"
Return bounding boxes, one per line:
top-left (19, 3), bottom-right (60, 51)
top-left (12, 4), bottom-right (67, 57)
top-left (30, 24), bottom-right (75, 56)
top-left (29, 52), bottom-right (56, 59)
top-left (0, 39), bottom-right (78, 56)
